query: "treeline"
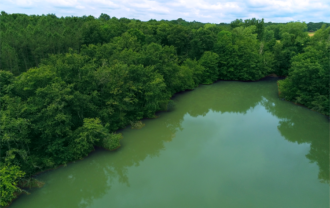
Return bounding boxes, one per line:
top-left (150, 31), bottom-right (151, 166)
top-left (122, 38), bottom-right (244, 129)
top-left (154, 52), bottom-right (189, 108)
top-left (226, 20), bottom-right (330, 33)
top-left (0, 11), bottom-right (329, 206)
top-left (307, 22), bottom-right (330, 32)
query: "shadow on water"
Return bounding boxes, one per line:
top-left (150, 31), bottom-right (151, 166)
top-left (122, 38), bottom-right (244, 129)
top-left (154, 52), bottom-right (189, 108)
top-left (11, 78), bottom-right (329, 208)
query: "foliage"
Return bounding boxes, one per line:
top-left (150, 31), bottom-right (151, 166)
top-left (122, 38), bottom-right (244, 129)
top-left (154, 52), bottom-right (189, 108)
top-left (0, 165), bottom-right (25, 207)
top-left (273, 22), bottom-right (310, 76)
top-left (71, 118), bottom-right (108, 159)
top-left (214, 26), bottom-right (271, 81)
top-left (278, 25), bottom-right (330, 115)
top-left (130, 121), bottom-right (146, 129)
top-left (1, 12), bottom-right (329, 205)
top-left (307, 22), bottom-right (330, 32)
top-left (199, 51), bottom-right (219, 84)
top-left (96, 133), bottom-right (122, 151)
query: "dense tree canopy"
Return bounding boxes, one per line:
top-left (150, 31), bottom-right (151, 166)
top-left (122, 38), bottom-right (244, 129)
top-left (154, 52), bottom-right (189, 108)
top-left (278, 25), bottom-right (330, 115)
top-left (0, 11), bottom-right (329, 206)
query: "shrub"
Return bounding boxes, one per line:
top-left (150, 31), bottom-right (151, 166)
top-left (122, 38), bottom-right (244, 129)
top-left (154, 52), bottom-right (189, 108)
top-left (0, 165), bottom-right (25, 207)
top-left (97, 133), bottom-right (123, 151)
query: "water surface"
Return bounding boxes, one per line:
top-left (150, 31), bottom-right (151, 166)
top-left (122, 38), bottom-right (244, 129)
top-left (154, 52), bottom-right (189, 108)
top-left (11, 78), bottom-right (329, 208)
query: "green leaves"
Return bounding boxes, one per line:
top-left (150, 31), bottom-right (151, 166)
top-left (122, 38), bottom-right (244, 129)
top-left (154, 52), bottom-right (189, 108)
top-left (96, 133), bottom-right (122, 151)
top-left (278, 26), bottom-right (330, 116)
top-left (199, 51), bottom-right (219, 84)
top-left (214, 27), bottom-right (268, 81)
top-left (1, 14), bottom-right (329, 206)
top-left (70, 118), bottom-right (106, 159)
top-left (0, 165), bottom-right (25, 207)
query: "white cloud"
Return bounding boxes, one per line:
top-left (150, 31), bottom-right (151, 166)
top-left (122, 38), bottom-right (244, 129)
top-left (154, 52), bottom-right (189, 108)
top-left (1, 0), bottom-right (329, 23)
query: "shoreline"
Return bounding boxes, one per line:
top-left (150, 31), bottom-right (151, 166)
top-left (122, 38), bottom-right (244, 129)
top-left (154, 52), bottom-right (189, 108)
top-left (6, 74), bottom-right (327, 207)
top-left (277, 82), bottom-right (329, 118)
top-left (4, 74), bottom-right (285, 207)
top-left (7, 146), bottom-right (121, 207)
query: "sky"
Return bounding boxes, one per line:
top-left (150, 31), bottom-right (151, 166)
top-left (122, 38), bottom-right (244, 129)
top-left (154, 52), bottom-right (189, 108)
top-left (1, 0), bottom-right (329, 23)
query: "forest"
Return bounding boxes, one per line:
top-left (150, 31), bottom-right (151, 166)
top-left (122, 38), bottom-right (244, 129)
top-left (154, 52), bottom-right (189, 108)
top-left (0, 11), bottom-right (329, 207)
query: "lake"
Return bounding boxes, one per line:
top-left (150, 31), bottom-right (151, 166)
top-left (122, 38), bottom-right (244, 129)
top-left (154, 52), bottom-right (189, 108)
top-left (10, 78), bottom-right (329, 208)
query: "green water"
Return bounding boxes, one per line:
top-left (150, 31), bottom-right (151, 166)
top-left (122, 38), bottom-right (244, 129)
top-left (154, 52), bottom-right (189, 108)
top-left (11, 78), bottom-right (329, 208)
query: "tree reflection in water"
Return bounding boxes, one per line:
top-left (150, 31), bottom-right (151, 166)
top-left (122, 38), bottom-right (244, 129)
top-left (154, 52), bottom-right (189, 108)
top-left (11, 78), bottom-right (329, 208)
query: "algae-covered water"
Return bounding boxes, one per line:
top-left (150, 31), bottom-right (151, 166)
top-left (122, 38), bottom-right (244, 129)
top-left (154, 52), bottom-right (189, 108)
top-left (10, 78), bottom-right (329, 208)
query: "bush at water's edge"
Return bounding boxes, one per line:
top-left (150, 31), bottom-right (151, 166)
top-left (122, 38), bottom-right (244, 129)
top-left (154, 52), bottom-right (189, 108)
top-left (96, 133), bottom-right (123, 151)
top-left (278, 78), bottom-right (329, 116)
top-left (0, 166), bottom-right (25, 207)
